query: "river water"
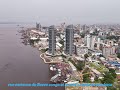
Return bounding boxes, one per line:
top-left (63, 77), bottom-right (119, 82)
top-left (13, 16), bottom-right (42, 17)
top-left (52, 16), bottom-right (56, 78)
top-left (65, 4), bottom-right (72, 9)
top-left (0, 24), bottom-right (64, 90)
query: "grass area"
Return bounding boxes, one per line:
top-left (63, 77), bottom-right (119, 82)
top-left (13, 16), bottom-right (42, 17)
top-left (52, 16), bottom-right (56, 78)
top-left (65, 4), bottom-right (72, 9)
top-left (90, 62), bottom-right (108, 73)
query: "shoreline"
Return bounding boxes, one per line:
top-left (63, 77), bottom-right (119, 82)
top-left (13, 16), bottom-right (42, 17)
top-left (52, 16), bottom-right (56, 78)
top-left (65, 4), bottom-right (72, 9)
top-left (40, 53), bottom-right (62, 64)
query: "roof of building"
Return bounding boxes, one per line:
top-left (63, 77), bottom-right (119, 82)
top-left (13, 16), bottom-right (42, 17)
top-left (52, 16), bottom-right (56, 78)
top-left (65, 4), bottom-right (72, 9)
top-left (91, 69), bottom-right (101, 75)
top-left (56, 42), bottom-right (63, 47)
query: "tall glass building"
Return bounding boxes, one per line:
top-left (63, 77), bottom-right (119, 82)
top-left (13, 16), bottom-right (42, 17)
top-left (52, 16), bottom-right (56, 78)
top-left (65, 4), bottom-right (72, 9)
top-left (48, 25), bottom-right (56, 55)
top-left (65, 25), bottom-right (74, 56)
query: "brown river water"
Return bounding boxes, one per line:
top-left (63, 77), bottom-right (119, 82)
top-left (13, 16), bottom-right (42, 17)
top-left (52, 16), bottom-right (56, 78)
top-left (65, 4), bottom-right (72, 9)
top-left (0, 24), bottom-right (64, 90)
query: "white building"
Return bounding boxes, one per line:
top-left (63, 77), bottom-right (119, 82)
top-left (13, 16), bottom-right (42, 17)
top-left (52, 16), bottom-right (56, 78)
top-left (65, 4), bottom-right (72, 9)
top-left (76, 45), bottom-right (88, 56)
top-left (103, 45), bottom-right (116, 58)
top-left (95, 37), bottom-right (101, 50)
top-left (85, 35), bottom-right (96, 50)
top-left (85, 34), bottom-right (91, 48)
top-left (91, 36), bottom-right (96, 50)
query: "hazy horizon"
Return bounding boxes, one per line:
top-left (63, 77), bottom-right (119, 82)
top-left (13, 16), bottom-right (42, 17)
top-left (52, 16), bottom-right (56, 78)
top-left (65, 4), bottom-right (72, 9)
top-left (0, 0), bottom-right (120, 25)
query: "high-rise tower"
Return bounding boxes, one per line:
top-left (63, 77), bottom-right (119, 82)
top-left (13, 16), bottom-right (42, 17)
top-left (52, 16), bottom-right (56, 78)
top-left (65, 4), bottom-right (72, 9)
top-left (48, 25), bottom-right (56, 55)
top-left (65, 25), bottom-right (74, 55)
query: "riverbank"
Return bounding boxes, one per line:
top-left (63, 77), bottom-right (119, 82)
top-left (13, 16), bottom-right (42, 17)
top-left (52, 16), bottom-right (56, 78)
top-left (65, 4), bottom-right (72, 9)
top-left (40, 53), bottom-right (63, 64)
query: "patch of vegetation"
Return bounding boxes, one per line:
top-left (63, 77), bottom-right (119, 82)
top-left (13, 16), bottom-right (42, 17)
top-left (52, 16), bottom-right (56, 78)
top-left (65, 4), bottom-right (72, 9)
top-left (117, 53), bottom-right (120, 59)
top-left (94, 43), bottom-right (97, 47)
top-left (69, 58), bottom-right (85, 71)
top-left (88, 52), bottom-right (92, 56)
top-left (61, 54), bottom-right (66, 58)
top-left (90, 62), bottom-right (108, 73)
top-left (84, 54), bottom-right (89, 60)
top-left (99, 54), bottom-right (104, 57)
top-left (83, 73), bottom-right (91, 83)
top-left (101, 72), bottom-right (114, 84)
top-left (109, 69), bottom-right (117, 78)
top-left (80, 33), bottom-right (85, 38)
top-left (94, 77), bottom-right (101, 83)
top-left (59, 40), bottom-right (64, 46)
top-left (107, 86), bottom-right (116, 90)
top-left (41, 48), bottom-right (48, 53)
top-left (101, 69), bottom-right (117, 90)
top-left (29, 39), bottom-right (39, 45)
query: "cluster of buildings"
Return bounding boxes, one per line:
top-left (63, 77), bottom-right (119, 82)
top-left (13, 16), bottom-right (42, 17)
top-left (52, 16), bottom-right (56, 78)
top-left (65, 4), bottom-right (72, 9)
top-left (33, 22), bottom-right (120, 69)
top-left (21, 23), bottom-right (120, 90)
top-left (47, 24), bottom-right (120, 59)
top-left (48, 24), bottom-right (75, 56)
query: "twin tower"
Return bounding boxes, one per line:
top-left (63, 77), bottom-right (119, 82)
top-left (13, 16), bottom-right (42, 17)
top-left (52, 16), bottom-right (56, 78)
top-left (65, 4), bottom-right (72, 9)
top-left (49, 25), bottom-right (74, 56)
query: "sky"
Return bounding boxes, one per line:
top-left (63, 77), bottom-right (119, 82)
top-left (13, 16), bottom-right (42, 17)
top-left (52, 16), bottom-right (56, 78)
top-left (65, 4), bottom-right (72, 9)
top-left (0, 0), bottom-right (120, 25)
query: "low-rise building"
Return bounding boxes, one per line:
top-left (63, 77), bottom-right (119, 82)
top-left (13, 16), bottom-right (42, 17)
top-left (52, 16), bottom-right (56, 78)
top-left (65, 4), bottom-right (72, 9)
top-left (76, 45), bottom-right (88, 56)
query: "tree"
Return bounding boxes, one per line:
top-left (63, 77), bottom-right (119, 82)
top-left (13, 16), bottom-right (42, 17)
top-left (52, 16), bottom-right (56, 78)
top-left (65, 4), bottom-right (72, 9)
top-left (83, 74), bottom-right (91, 83)
top-left (69, 59), bottom-right (85, 71)
top-left (117, 53), bottom-right (120, 59)
top-left (94, 43), bottom-right (97, 47)
top-left (94, 77), bottom-right (101, 83)
top-left (77, 61), bottom-right (85, 70)
top-left (80, 33), bottom-right (85, 38)
top-left (109, 69), bottom-right (116, 78)
top-left (84, 54), bottom-right (89, 60)
top-left (41, 48), bottom-right (48, 53)
top-left (99, 54), bottom-right (104, 57)
top-left (61, 54), bottom-right (66, 58)
top-left (59, 40), bottom-right (64, 46)
top-left (101, 72), bottom-right (114, 84)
